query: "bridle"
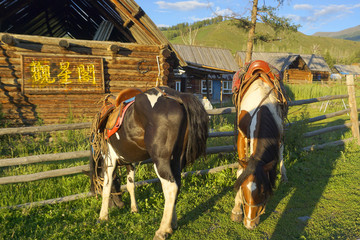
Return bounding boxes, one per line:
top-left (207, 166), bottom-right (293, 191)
top-left (240, 186), bottom-right (269, 222)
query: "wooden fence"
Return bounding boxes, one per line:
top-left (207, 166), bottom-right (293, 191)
top-left (1, 75), bottom-right (359, 209)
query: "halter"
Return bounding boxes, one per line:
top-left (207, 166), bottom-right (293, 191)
top-left (240, 185), bottom-right (269, 222)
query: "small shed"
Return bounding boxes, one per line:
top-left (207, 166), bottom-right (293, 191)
top-left (235, 52), bottom-right (331, 84)
top-left (172, 44), bottom-right (238, 102)
top-left (0, 0), bottom-right (183, 125)
top-left (333, 64), bottom-right (360, 78)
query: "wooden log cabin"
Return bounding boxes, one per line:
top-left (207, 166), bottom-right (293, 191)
top-left (171, 45), bottom-right (238, 103)
top-left (0, 0), bottom-right (183, 125)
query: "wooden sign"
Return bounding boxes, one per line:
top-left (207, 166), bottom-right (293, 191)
top-left (21, 55), bottom-right (104, 94)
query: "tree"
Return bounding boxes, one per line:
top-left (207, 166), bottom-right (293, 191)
top-left (245, 0), bottom-right (300, 62)
top-left (211, 0), bottom-right (300, 62)
top-left (180, 25), bottom-right (199, 45)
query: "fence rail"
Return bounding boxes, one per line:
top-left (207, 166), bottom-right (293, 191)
top-left (1, 75), bottom-right (359, 209)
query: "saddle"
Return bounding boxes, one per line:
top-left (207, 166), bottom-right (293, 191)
top-left (232, 60), bottom-right (288, 116)
top-left (97, 88), bottom-right (143, 139)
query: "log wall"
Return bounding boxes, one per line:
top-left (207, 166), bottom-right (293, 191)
top-left (0, 33), bottom-right (172, 125)
top-left (285, 69), bottom-right (312, 84)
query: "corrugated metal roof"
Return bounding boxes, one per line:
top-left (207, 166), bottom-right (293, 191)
top-left (0, 0), bottom-right (186, 66)
top-left (236, 52), bottom-right (296, 71)
top-left (300, 54), bottom-right (331, 72)
top-left (173, 44), bottom-right (239, 72)
top-left (333, 64), bottom-right (360, 75)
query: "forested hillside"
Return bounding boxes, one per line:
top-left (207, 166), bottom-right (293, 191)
top-left (161, 19), bottom-right (360, 65)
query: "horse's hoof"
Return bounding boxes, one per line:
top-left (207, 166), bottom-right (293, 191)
top-left (153, 228), bottom-right (172, 240)
top-left (281, 175), bottom-right (288, 183)
top-left (131, 206), bottom-right (139, 213)
top-left (231, 212), bottom-right (243, 222)
top-left (153, 232), bottom-right (169, 240)
top-left (112, 198), bottom-right (125, 209)
top-left (171, 222), bottom-right (178, 230)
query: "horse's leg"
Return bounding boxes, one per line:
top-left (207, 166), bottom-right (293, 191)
top-left (237, 132), bottom-right (247, 161)
top-left (231, 133), bottom-right (246, 222)
top-left (99, 144), bottom-right (117, 220)
top-left (153, 163), bottom-right (178, 240)
top-left (126, 164), bottom-right (138, 213)
top-left (231, 166), bottom-right (245, 222)
top-left (279, 144), bottom-right (288, 182)
top-left (110, 175), bottom-right (125, 208)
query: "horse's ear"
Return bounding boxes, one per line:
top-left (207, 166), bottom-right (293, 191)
top-left (263, 160), bottom-right (276, 172)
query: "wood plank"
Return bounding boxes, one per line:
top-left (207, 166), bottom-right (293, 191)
top-left (289, 95), bottom-right (349, 106)
top-left (0, 33), bottom-right (161, 51)
top-left (303, 138), bottom-right (354, 151)
top-left (0, 165), bottom-right (90, 185)
top-left (0, 123), bottom-right (91, 136)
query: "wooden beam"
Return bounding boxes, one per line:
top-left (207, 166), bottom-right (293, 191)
top-left (109, 0), bottom-right (160, 44)
top-left (0, 151), bottom-right (90, 167)
top-left (58, 39), bottom-right (70, 49)
top-left (1, 34), bottom-right (17, 46)
top-left (0, 165), bottom-right (90, 185)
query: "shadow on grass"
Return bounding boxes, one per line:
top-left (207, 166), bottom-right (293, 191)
top-left (269, 117), bottom-right (346, 239)
top-left (178, 185), bottom-right (231, 228)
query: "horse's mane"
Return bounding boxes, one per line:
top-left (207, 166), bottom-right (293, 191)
top-left (234, 105), bottom-right (280, 195)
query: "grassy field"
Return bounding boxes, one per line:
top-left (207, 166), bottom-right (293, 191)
top-left (0, 83), bottom-right (360, 239)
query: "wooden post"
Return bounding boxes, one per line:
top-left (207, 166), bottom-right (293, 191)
top-left (206, 75), bottom-right (210, 100)
top-left (346, 75), bottom-right (360, 145)
top-left (220, 79), bottom-right (223, 107)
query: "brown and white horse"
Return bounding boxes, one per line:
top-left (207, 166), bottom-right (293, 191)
top-left (231, 60), bottom-right (288, 229)
top-left (90, 86), bottom-right (208, 240)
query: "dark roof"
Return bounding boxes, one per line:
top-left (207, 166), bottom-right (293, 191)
top-left (333, 64), bottom-right (360, 75)
top-left (236, 52), bottom-right (331, 72)
top-left (173, 44), bottom-right (239, 73)
top-left (300, 54), bottom-right (331, 72)
top-left (0, 0), bottom-right (169, 45)
top-left (236, 52), bottom-right (296, 71)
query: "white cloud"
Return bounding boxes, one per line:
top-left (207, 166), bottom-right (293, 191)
top-left (155, 1), bottom-right (212, 11)
top-left (289, 3), bottom-right (360, 33)
top-left (291, 3), bottom-right (360, 25)
top-left (213, 6), bottom-right (235, 17)
top-left (157, 24), bottom-right (170, 28)
top-left (293, 4), bottom-right (313, 10)
top-left (189, 16), bottom-right (212, 22)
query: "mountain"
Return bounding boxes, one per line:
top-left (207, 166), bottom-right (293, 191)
top-left (313, 25), bottom-right (360, 41)
top-left (162, 20), bottom-right (360, 62)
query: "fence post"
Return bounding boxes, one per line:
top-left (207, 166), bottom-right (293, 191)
top-left (346, 75), bottom-right (360, 145)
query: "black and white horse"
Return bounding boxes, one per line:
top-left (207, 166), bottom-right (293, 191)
top-left (231, 60), bottom-right (288, 229)
top-left (90, 86), bottom-right (208, 239)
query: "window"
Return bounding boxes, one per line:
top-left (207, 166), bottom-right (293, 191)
top-left (175, 81), bottom-right (181, 91)
top-left (201, 80), bottom-right (212, 94)
top-left (222, 81), bottom-right (232, 94)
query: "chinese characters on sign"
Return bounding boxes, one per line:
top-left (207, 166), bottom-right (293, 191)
top-left (22, 56), bottom-right (104, 94)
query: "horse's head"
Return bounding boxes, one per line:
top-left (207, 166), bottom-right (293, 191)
top-left (235, 158), bottom-right (276, 229)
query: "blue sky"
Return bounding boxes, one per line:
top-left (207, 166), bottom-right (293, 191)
top-left (135, 0), bottom-right (360, 35)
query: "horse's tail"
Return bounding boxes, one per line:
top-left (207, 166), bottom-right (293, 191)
top-left (180, 93), bottom-right (209, 165)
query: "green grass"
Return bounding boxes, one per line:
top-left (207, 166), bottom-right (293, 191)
top-left (1, 83), bottom-right (360, 239)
